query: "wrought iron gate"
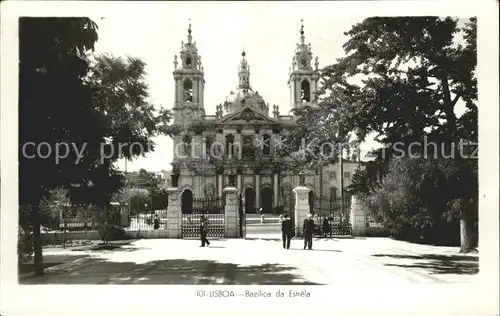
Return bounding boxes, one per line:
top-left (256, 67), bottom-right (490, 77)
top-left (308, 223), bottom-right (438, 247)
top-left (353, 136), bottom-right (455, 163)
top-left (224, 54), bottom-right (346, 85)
top-left (312, 196), bottom-right (352, 236)
top-left (181, 196), bottom-right (226, 239)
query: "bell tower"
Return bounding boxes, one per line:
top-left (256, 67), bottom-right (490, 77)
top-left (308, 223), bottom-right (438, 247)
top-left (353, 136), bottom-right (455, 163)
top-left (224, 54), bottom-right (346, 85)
top-left (173, 20), bottom-right (205, 125)
top-left (288, 19), bottom-right (320, 111)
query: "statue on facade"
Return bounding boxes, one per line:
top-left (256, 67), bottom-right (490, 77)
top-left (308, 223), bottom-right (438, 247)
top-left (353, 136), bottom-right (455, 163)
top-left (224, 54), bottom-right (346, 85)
top-left (215, 104), bottom-right (223, 120)
top-left (273, 104), bottom-right (280, 119)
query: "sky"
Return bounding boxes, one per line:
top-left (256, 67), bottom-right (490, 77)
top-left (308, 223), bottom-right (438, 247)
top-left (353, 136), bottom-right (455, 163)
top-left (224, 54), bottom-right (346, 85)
top-left (88, 2), bottom-right (465, 173)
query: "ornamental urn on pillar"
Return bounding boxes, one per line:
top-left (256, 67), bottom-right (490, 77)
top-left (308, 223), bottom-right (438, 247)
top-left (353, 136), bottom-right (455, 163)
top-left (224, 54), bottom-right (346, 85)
top-left (228, 170), bottom-right (236, 187)
top-left (299, 170), bottom-right (306, 186)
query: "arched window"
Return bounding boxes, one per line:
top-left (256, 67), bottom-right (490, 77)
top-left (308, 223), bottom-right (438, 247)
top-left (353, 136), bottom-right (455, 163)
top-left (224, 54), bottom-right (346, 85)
top-left (182, 134), bottom-right (192, 156)
top-left (185, 56), bottom-right (192, 67)
top-left (262, 134), bottom-right (271, 156)
top-left (301, 80), bottom-right (310, 102)
top-left (330, 187), bottom-right (338, 199)
top-left (181, 189), bottom-right (193, 214)
top-left (183, 78), bottom-right (193, 102)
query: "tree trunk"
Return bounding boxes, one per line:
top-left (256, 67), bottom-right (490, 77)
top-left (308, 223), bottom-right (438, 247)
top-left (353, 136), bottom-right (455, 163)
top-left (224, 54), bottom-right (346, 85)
top-left (460, 207), bottom-right (476, 253)
top-left (32, 201), bottom-right (44, 275)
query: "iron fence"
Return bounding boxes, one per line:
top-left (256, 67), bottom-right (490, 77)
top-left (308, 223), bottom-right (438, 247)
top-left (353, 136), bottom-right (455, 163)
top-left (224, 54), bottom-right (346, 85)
top-left (312, 196), bottom-right (352, 237)
top-left (125, 209), bottom-right (168, 231)
top-left (182, 196), bottom-right (225, 239)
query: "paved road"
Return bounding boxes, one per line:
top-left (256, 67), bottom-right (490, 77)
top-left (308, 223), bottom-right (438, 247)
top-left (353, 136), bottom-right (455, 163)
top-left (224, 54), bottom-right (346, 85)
top-left (20, 237), bottom-right (478, 286)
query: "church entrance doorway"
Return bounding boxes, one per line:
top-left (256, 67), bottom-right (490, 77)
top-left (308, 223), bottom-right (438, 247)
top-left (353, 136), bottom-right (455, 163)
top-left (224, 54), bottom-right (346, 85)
top-left (260, 187), bottom-right (273, 214)
top-left (244, 187), bottom-right (256, 214)
top-left (181, 189), bottom-right (193, 214)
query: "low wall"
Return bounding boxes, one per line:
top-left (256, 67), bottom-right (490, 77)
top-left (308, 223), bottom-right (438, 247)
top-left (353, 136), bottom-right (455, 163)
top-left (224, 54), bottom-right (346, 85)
top-left (41, 230), bottom-right (102, 243)
top-left (41, 229), bottom-right (172, 243)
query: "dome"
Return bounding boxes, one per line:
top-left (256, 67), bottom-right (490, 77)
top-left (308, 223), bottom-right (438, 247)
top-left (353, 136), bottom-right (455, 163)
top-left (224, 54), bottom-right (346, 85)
top-left (223, 88), bottom-right (269, 115)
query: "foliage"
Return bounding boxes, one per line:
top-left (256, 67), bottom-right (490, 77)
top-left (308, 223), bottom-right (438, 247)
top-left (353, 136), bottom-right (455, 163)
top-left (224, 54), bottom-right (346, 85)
top-left (92, 205), bottom-right (126, 245)
top-left (123, 168), bottom-right (168, 210)
top-left (360, 157), bottom-right (477, 245)
top-left (277, 105), bottom-right (347, 169)
top-left (321, 17), bottom-right (477, 147)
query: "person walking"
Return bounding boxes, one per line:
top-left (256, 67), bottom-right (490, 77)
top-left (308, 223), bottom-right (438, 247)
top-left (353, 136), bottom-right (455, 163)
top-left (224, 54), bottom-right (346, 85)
top-left (322, 217), bottom-right (331, 237)
top-left (199, 215), bottom-right (210, 247)
top-left (281, 214), bottom-right (294, 249)
top-left (303, 213), bottom-right (315, 250)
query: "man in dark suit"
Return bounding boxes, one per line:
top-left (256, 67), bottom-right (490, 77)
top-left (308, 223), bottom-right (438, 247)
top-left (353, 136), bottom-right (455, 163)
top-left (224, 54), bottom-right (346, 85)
top-left (303, 213), bottom-right (315, 250)
top-left (200, 215), bottom-right (210, 247)
top-left (281, 214), bottom-right (294, 249)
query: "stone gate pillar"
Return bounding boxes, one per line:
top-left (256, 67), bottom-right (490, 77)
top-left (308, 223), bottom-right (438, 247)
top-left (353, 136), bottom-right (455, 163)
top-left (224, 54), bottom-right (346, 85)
top-left (293, 185), bottom-right (311, 237)
top-left (223, 171), bottom-right (239, 238)
top-left (166, 187), bottom-right (182, 238)
top-left (350, 195), bottom-right (367, 236)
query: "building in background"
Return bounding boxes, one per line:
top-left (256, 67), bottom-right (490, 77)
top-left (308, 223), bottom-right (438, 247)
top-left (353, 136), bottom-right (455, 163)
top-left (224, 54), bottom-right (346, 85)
top-left (169, 22), bottom-right (364, 214)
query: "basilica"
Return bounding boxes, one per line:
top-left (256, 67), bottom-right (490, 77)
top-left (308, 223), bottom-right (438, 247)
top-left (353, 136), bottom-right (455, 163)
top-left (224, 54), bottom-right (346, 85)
top-left (170, 22), bottom-right (361, 214)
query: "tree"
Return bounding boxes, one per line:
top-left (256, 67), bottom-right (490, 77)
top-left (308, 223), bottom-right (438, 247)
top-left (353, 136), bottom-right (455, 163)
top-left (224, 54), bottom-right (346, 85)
top-left (338, 17), bottom-right (477, 252)
top-left (77, 54), bottom-right (176, 207)
top-left (19, 18), bottom-right (100, 275)
top-left (19, 19), bottom-right (176, 275)
top-left (283, 17), bottom-right (478, 252)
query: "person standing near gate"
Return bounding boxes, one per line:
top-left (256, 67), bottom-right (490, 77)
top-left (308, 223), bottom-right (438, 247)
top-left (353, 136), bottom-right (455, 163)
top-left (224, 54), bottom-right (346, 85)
top-left (153, 214), bottom-right (160, 230)
top-left (200, 215), bottom-right (210, 247)
top-left (322, 217), bottom-right (331, 237)
top-left (281, 214), bottom-right (294, 249)
top-left (303, 213), bottom-right (315, 250)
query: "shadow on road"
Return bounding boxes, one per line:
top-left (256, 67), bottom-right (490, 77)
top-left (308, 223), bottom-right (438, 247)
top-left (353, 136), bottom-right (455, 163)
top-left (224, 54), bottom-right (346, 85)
top-left (372, 254), bottom-right (479, 275)
top-left (20, 258), bottom-right (322, 285)
top-left (18, 254), bottom-right (90, 275)
top-left (70, 242), bottom-right (151, 252)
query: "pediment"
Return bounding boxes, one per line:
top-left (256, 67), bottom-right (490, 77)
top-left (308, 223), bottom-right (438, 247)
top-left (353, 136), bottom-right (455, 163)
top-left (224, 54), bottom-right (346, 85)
top-left (216, 106), bottom-right (278, 125)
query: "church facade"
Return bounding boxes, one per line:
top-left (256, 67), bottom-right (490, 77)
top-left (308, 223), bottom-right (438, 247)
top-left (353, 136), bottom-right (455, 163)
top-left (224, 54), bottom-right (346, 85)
top-left (170, 22), bottom-right (362, 214)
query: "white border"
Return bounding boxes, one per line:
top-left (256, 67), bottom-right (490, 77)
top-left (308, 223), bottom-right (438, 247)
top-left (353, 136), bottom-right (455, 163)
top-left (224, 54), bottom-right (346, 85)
top-left (1, 1), bottom-right (498, 315)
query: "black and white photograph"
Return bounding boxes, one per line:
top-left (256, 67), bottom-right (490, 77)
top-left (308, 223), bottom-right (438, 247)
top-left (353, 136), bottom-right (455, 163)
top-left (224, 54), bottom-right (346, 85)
top-left (1, 1), bottom-right (498, 315)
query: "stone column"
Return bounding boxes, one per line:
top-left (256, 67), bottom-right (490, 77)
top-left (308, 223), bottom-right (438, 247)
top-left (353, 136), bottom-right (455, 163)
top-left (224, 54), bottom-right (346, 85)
top-left (237, 174), bottom-right (242, 192)
top-left (273, 173), bottom-right (279, 207)
top-left (217, 174), bottom-right (223, 196)
top-left (166, 187), bottom-right (182, 238)
top-left (350, 195), bottom-right (367, 236)
top-left (235, 134), bottom-right (242, 159)
top-left (223, 186), bottom-right (239, 238)
top-left (295, 79), bottom-right (301, 105)
top-left (255, 174), bottom-right (260, 210)
top-left (293, 185), bottom-right (311, 237)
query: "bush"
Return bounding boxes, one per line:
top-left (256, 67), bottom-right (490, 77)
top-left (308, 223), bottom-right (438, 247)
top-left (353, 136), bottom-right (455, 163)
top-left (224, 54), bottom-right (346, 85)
top-left (358, 157), bottom-right (477, 246)
top-left (92, 205), bottom-right (126, 244)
